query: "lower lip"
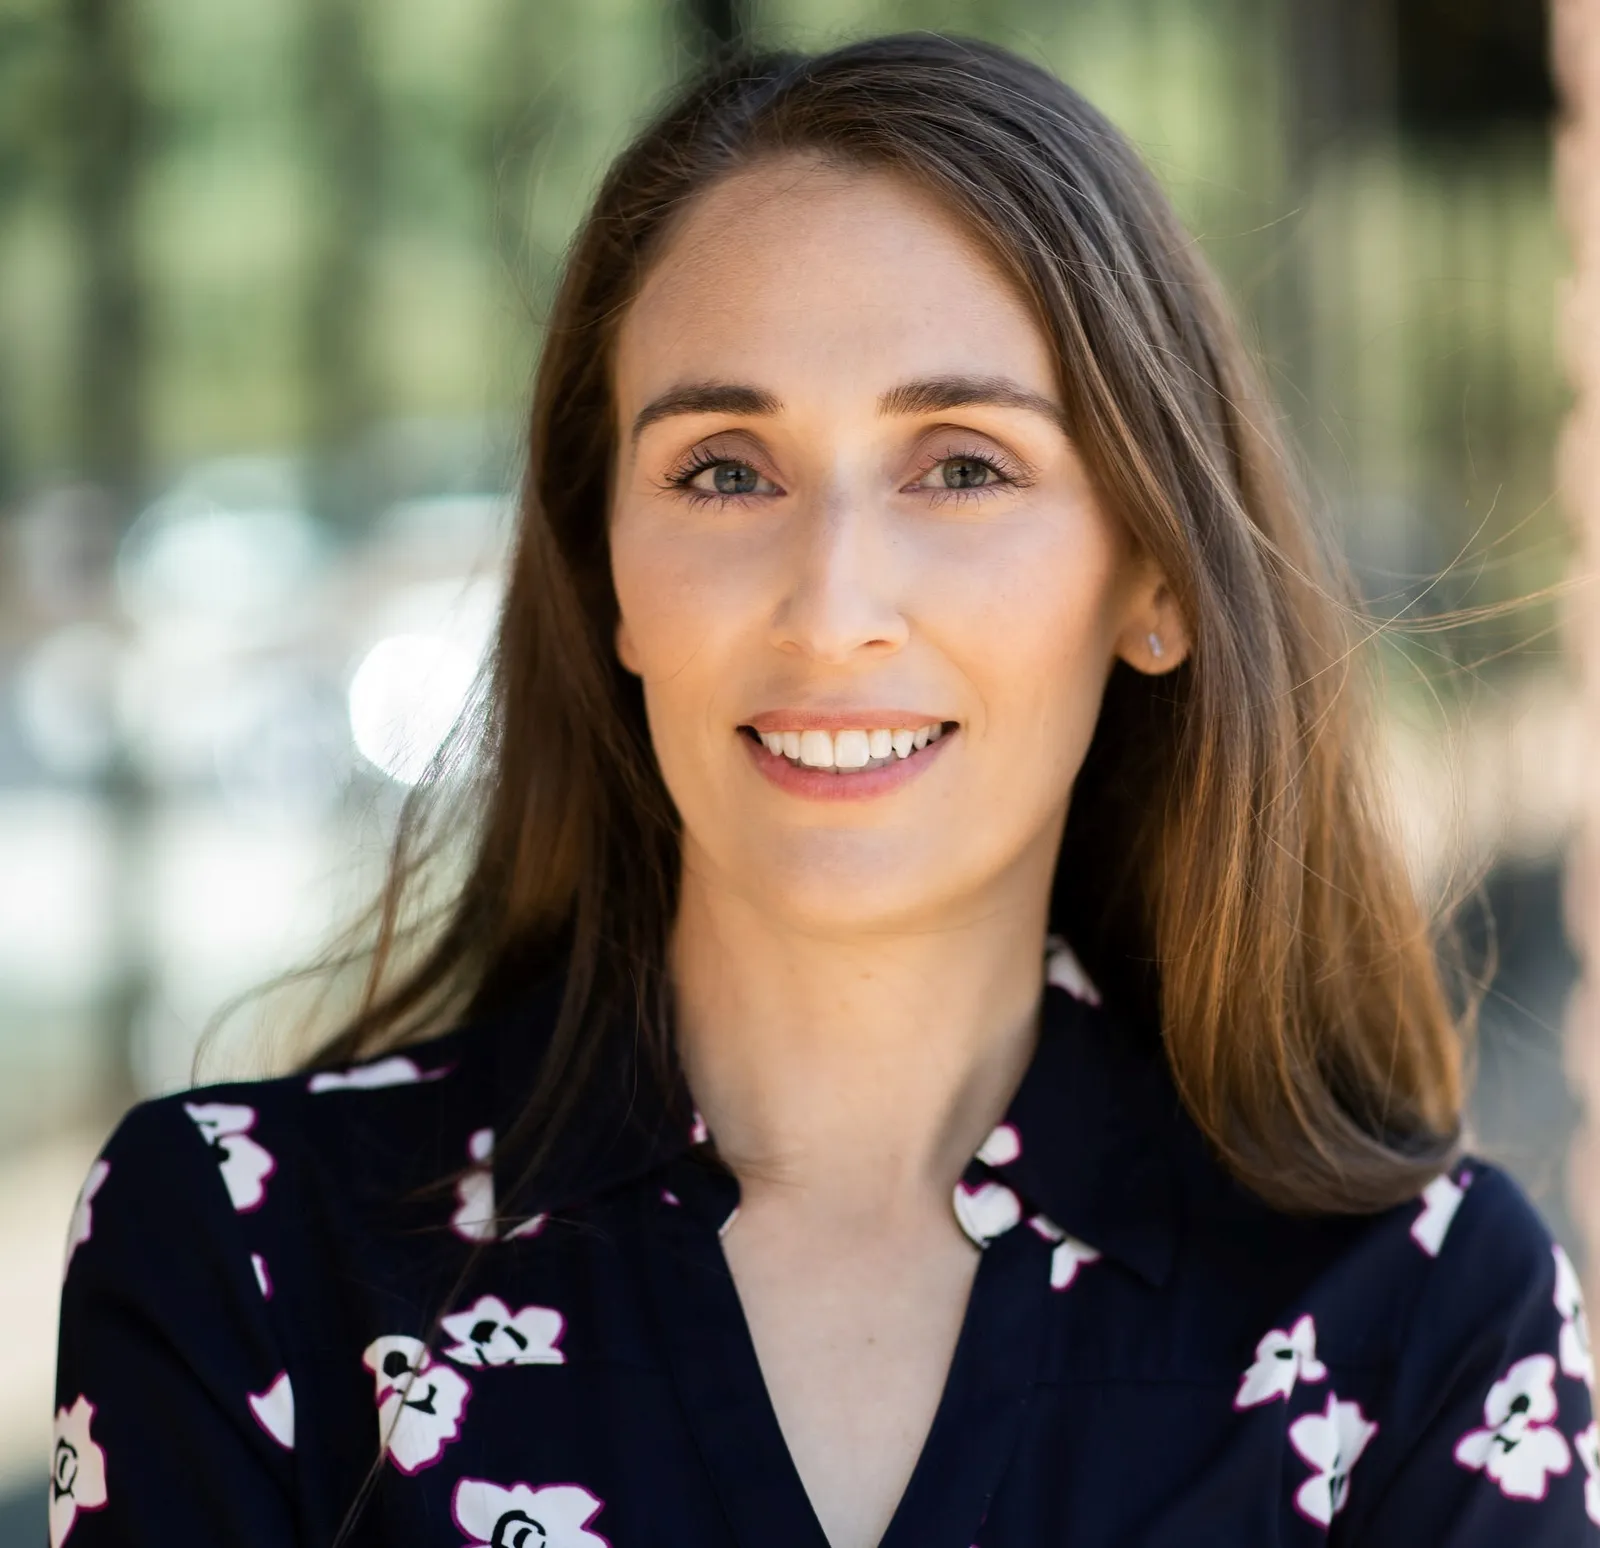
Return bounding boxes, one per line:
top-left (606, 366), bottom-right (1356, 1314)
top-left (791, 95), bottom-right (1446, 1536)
top-left (740, 726), bottom-right (957, 801)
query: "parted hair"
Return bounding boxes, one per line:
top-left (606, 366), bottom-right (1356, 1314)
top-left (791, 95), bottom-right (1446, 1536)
top-left (295, 32), bottom-right (1468, 1218)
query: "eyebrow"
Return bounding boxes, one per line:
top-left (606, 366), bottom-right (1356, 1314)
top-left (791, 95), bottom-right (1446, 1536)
top-left (628, 373), bottom-right (1069, 447)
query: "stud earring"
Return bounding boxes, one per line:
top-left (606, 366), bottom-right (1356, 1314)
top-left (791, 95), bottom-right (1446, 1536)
top-left (1147, 630), bottom-right (1163, 660)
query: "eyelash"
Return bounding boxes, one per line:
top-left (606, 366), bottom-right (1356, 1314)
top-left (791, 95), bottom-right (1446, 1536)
top-left (662, 445), bottom-right (1029, 509)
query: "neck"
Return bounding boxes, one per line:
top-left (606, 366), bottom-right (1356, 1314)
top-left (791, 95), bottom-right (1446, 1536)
top-left (667, 871), bottom-right (1048, 1221)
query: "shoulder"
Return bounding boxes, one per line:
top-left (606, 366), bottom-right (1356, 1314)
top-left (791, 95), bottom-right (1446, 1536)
top-left (1173, 1144), bottom-right (1581, 1380)
top-left (1324, 1160), bottom-right (1600, 1539)
top-left (1321, 1156), bottom-right (1579, 1362)
top-left (1402, 1158), bottom-right (1576, 1318)
top-left (75, 1021), bottom-right (489, 1257)
top-left (1389, 1157), bottom-right (1589, 1383)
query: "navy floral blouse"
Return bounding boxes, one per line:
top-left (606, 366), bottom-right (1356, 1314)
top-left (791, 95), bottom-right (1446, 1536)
top-left (52, 937), bottom-right (1600, 1546)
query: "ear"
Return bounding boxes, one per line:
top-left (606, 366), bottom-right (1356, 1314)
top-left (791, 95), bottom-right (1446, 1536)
top-left (614, 616), bottom-right (641, 677)
top-left (1113, 573), bottom-right (1190, 676)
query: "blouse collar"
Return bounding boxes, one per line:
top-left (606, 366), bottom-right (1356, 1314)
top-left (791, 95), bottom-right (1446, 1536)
top-left (488, 939), bottom-right (1183, 1287)
top-left (968, 972), bottom-right (1181, 1287)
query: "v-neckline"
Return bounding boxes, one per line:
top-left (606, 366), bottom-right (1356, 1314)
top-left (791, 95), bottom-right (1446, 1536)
top-left (636, 1163), bottom-right (1054, 1548)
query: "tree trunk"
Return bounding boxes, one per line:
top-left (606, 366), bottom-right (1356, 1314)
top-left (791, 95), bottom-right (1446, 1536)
top-left (301, 0), bottom-right (382, 526)
top-left (64, 0), bottom-right (150, 1109)
top-left (680, 0), bottom-right (748, 57)
top-left (65, 0), bottom-right (146, 499)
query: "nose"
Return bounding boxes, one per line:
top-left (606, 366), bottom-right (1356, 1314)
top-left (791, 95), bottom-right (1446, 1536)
top-left (769, 482), bottom-right (910, 663)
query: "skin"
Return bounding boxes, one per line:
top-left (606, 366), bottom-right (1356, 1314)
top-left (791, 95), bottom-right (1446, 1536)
top-left (608, 154), bottom-right (1190, 1548)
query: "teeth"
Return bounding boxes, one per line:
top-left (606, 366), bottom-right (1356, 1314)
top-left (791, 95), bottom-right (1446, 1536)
top-left (752, 722), bottom-right (949, 771)
top-left (798, 729), bottom-right (835, 768)
top-left (834, 730), bottom-right (873, 769)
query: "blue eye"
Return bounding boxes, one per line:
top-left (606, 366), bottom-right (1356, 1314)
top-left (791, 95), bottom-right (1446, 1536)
top-left (708, 462), bottom-right (761, 495)
top-left (911, 449), bottom-right (1020, 500)
top-left (937, 456), bottom-right (1000, 489)
top-left (669, 456), bottom-right (777, 504)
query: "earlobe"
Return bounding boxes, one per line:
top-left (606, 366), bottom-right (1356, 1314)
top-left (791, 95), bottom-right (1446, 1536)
top-left (1117, 579), bottom-right (1190, 676)
top-left (1139, 627), bottom-right (1189, 674)
top-left (615, 618), bottom-right (639, 676)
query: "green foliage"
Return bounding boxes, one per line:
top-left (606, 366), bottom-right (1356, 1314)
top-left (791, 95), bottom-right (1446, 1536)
top-left (0, 0), bottom-right (1569, 652)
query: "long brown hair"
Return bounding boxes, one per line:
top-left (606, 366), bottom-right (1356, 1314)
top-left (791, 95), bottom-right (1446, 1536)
top-left (291, 32), bottom-right (1471, 1217)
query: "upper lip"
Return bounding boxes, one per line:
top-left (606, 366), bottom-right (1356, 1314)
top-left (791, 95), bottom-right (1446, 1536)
top-left (741, 709), bottom-right (956, 733)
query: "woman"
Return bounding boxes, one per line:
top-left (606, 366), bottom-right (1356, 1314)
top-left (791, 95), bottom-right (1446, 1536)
top-left (51, 32), bottom-right (1597, 1548)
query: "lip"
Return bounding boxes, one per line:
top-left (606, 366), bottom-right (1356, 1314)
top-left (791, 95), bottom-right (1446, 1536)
top-left (742, 709), bottom-right (955, 733)
top-left (740, 723), bottom-right (957, 801)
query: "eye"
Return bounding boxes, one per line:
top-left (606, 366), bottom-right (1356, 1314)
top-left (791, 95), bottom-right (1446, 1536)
top-left (906, 446), bottom-right (1027, 501)
top-left (668, 453), bottom-right (780, 505)
top-left (926, 456), bottom-right (1001, 489)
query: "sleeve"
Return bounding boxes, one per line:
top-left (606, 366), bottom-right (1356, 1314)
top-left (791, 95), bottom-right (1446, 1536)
top-left (1340, 1164), bottom-right (1599, 1545)
top-left (50, 1094), bottom-right (302, 1547)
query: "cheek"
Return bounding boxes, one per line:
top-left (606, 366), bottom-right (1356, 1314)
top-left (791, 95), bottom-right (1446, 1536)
top-left (610, 522), bottom-right (757, 782)
top-left (947, 532), bottom-right (1123, 723)
top-left (610, 523), bottom-right (714, 677)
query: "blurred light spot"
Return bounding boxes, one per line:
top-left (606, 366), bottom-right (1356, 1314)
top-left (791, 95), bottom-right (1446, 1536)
top-left (115, 624), bottom-right (259, 786)
top-left (210, 664), bottom-right (353, 819)
top-left (0, 793), bottom-right (119, 1002)
top-left (347, 634), bottom-right (479, 785)
top-left (134, 801), bottom-right (373, 1096)
top-left (13, 623), bottom-right (122, 779)
top-left (117, 460), bottom-right (323, 628)
top-left (372, 494), bottom-right (514, 573)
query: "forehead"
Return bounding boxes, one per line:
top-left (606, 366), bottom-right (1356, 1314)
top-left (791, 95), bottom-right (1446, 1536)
top-left (612, 155), bottom-right (1056, 408)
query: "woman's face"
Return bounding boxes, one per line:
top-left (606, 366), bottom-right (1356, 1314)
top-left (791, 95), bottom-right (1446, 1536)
top-left (608, 155), bottom-right (1185, 938)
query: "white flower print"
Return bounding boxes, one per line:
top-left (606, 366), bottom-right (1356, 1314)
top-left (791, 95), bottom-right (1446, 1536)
top-left (1050, 1237), bottom-right (1101, 1290)
top-left (1044, 933), bottom-right (1101, 1005)
top-left (1410, 1170), bottom-right (1469, 1257)
top-left (1027, 1214), bottom-right (1103, 1290)
top-left (953, 1180), bottom-right (1023, 1247)
top-left (975, 1123), bottom-right (1021, 1167)
top-left (307, 1054), bottom-right (452, 1093)
top-left (247, 1370), bottom-right (295, 1450)
top-left (1454, 1352), bottom-right (1573, 1501)
top-left (1576, 1422), bottom-right (1600, 1526)
top-left (363, 1334), bottom-right (472, 1475)
top-left (1288, 1392), bottom-right (1378, 1527)
top-left (451, 1477), bottom-right (610, 1548)
top-left (442, 1295), bottom-right (566, 1367)
top-left (447, 1129), bottom-right (546, 1240)
top-left (452, 1127), bottom-right (498, 1242)
top-left (1234, 1313), bottom-right (1328, 1409)
top-left (62, 1159), bottom-right (109, 1280)
top-left (184, 1101), bottom-right (276, 1212)
top-left (251, 1252), bottom-right (274, 1299)
top-left (1554, 1244), bottom-right (1595, 1387)
top-left (50, 1395), bottom-right (108, 1548)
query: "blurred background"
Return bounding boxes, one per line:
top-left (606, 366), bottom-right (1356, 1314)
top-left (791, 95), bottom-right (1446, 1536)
top-left (0, 0), bottom-right (1583, 1534)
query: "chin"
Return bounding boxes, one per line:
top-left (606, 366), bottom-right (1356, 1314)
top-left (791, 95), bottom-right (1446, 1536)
top-left (733, 849), bottom-right (960, 932)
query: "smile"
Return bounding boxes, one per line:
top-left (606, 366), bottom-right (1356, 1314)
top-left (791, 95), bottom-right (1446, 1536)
top-left (739, 721), bottom-right (955, 772)
top-left (738, 721), bottom-right (959, 801)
